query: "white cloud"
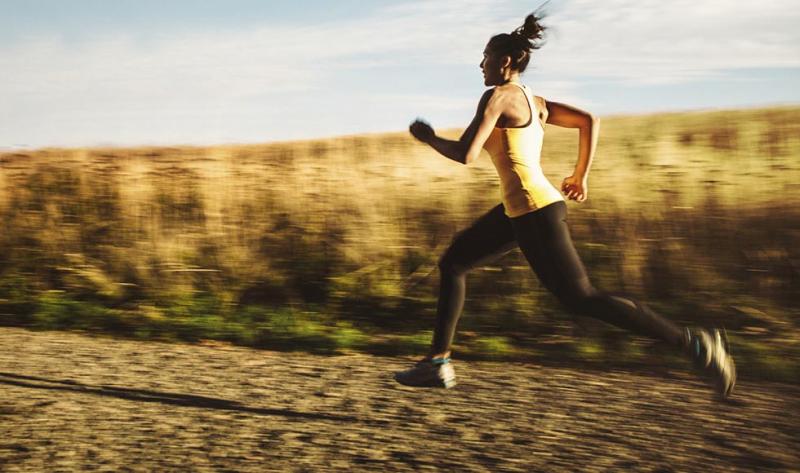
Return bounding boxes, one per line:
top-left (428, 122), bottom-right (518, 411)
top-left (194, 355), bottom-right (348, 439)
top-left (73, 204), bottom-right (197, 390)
top-left (539, 0), bottom-right (800, 83)
top-left (1, 0), bottom-right (798, 147)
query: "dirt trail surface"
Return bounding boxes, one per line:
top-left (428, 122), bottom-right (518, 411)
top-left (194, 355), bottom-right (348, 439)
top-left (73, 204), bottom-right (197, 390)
top-left (1, 328), bottom-right (798, 472)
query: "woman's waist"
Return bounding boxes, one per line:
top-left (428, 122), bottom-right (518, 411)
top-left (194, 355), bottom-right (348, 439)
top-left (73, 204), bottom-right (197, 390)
top-left (496, 165), bottom-right (554, 189)
top-left (502, 186), bottom-right (563, 218)
top-left (501, 181), bottom-right (562, 199)
top-left (500, 174), bottom-right (562, 201)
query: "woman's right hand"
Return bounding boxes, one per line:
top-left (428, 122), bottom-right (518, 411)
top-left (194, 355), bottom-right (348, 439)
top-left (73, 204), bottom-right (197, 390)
top-left (561, 174), bottom-right (588, 202)
top-left (409, 119), bottom-right (435, 144)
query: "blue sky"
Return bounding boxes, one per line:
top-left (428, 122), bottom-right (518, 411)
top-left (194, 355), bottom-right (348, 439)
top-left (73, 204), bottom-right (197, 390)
top-left (2, 0), bottom-right (799, 149)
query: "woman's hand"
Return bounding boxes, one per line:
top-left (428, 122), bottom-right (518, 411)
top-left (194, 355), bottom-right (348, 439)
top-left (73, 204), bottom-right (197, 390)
top-left (561, 174), bottom-right (588, 202)
top-left (409, 119), bottom-right (435, 144)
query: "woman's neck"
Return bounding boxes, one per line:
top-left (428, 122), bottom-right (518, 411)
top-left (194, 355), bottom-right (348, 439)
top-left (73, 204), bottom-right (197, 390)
top-left (501, 72), bottom-right (522, 85)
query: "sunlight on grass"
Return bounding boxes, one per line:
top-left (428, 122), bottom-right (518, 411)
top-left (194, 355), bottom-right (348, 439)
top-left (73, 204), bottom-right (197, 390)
top-left (1, 106), bottom-right (798, 380)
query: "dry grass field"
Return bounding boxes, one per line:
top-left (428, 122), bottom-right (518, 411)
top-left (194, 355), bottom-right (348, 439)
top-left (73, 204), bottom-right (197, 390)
top-left (1, 106), bottom-right (798, 379)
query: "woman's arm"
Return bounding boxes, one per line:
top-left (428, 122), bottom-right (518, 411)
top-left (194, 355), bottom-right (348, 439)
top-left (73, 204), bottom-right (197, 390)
top-left (545, 101), bottom-right (599, 202)
top-left (409, 89), bottom-right (503, 165)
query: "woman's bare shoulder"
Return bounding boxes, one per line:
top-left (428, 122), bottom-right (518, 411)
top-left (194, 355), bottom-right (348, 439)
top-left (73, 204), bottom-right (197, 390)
top-left (483, 84), bottom-right (519, 105)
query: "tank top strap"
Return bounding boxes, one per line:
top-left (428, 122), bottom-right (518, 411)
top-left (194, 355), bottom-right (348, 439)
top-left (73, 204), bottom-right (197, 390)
top-left (508, 82), bottom-right (542, 129)
top-left (508, 82), bottom-right (534, 107)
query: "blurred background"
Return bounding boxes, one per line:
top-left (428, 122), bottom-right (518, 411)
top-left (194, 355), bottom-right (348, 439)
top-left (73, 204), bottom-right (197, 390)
top-left (1, 109), bottom-right (798, 380)
top-left (1, 0), bottom-right (799, 381)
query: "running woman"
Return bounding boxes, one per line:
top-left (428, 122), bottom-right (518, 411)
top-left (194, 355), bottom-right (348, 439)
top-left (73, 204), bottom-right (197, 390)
top-left (394, 12), bottom-right (736, 398)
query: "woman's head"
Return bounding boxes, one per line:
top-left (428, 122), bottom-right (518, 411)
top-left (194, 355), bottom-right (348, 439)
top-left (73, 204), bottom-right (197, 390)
top-left (480, 13), bottom-right (546, 86)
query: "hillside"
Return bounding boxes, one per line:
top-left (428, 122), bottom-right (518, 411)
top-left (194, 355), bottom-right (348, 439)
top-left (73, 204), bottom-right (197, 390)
top-left (0, 106), bottom-right (798, 380)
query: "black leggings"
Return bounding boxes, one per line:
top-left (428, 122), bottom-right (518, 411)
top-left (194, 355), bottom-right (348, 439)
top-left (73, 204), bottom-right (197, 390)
top-left (430, 201), bottom-right (688, 354)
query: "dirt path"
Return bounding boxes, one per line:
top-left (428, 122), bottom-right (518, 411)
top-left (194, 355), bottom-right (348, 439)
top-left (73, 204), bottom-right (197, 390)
top-left (0, 328), bottom-right (797, 472)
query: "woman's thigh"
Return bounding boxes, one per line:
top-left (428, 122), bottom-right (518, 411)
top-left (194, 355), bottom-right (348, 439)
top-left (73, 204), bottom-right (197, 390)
top-left (511, 202), bottom-right (593, 298)
top-left (439, 203), bottom-right (518, 274)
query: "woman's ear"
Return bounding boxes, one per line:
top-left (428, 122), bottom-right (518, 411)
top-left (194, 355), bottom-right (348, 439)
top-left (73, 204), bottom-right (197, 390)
top-left (501, 55), bottom-right (513, 71)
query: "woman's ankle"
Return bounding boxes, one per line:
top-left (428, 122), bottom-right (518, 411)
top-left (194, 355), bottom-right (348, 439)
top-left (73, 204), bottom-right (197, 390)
top-left (426, 351), bottom-right (451, 361)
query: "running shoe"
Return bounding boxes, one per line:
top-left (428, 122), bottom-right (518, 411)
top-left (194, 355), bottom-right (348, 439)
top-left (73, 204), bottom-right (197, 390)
top-left (394, 358), bottom-right (456, 388)
top-left (690, 328), bottom-right (736, 399)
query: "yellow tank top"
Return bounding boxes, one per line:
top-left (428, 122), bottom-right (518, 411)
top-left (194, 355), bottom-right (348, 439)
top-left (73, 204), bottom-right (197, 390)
top-left (483, 83), bottom-right (564, 218)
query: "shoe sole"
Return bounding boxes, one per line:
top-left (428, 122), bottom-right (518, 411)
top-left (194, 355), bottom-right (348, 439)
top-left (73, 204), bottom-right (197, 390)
top-left (718, 329), bottom-right (736, 400)
top-left (394, 378), bottom-right (456, 389)
top-left (720, 354), bottom-right (736, 400)
top-left (393, 374), bottom-right (457, 389)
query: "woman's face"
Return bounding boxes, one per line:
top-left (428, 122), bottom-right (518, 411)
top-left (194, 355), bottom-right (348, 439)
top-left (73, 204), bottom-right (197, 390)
top-left (480, 43), bottom-right (508, 87)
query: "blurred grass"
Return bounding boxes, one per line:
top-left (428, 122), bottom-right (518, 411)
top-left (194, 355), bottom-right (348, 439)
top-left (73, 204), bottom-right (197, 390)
top-left (1, 106), bottom-right (799, 382)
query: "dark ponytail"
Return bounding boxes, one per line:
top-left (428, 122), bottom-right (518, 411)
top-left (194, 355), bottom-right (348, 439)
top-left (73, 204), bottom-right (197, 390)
top-left (516, 13), bottom-right (546, 46)
top-left (488, 13), bottom-right (547, 73)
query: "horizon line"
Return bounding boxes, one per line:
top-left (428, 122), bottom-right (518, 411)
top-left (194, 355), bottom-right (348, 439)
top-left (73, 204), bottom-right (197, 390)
top-left (2, 101), bottom-right (798, 154)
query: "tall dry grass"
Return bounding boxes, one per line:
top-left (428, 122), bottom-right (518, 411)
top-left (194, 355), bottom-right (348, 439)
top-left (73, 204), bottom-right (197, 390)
top-left (0, 106), bottom-right (798, 375)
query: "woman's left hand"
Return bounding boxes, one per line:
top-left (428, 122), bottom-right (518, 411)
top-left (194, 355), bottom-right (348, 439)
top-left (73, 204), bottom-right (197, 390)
top-left (561, 174), bottom-right (588, 202)
top-left (409, 119), bottom-right (435, 144)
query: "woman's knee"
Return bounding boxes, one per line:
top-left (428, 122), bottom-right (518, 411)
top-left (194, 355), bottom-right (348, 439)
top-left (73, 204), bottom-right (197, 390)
top-left (438, 253), bottom-right (469, 277)
top-left (553, 282), bottom-right (599, 314)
